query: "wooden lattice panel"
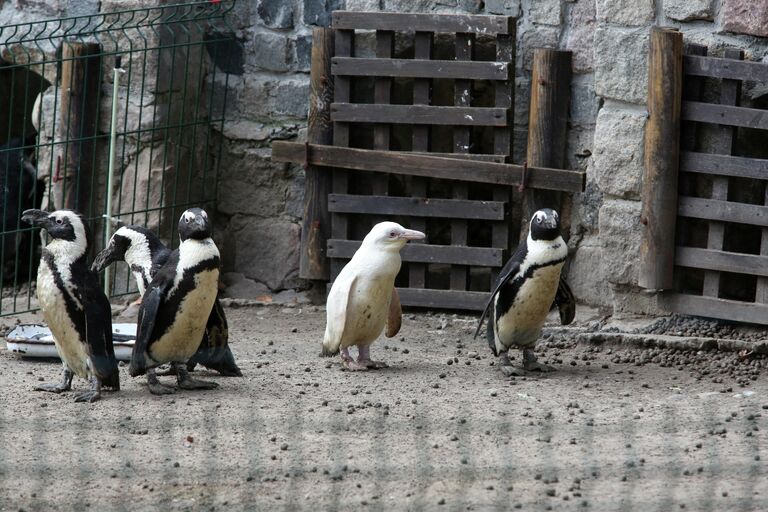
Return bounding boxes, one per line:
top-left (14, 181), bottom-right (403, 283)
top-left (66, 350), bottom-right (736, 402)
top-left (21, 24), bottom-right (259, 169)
top-left (666, 48), bottom-right (768, 324)
top-left (327, 11), bottom-right (517, 310)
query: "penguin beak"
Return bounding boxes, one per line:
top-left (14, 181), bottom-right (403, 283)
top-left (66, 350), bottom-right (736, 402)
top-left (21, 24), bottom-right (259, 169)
top-left (21, 209), bottom-right (49, 228)
top-left (91, 244), bottom-right (118, 273)
top-left (400, 229), bottom-right (426, 241)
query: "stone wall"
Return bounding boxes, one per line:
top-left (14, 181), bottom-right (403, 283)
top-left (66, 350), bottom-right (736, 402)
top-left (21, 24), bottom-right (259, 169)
top-left (3, 0), bottom-right (768, 313)
top-left (212, 0), bottom-right (768, 313)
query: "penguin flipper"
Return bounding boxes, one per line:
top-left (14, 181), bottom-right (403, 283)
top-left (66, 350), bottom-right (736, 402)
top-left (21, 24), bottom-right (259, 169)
top-left (474, 260), bottom-right (520, 339)
top-left (83, 284), bottom-right (120, 390)
top-left (485, 306), bottom-right (498, 357)
top-left (385, 287), bottom-right (402, 338)
top-left (552, 276), bottom-right (576, 325)
top-left (321, 273), bottom-right (357, 356)
top-left (131, 287), bottom-right (161, 377)
top-left (188, 298), bottom-right (242, 376)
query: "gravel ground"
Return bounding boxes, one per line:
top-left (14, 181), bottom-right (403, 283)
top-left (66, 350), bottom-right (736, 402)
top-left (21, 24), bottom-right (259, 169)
top-left (0, 305), bottom-right (766, 511)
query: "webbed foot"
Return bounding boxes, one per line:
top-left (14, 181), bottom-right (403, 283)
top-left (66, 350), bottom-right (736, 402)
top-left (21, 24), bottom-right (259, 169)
top-left (357, 346), bottom-right (387, 369)
top-left (35, 368), bottom-right (73, 393)
top-left (147, 368), bottom-right (176, 395)
top-left (342, 359), bottom-right (370, 371)
top-left (500, 365), bottom-right (525, 377)
top-left (73, 377), bottom-right (102, 403)
top-left (175, 363), bottom-right (218, 390)
top-left (523, 348), bottom-right (556, 373)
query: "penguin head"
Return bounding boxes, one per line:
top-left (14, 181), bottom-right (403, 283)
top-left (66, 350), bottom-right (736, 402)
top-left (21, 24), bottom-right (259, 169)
top-left (21, 208), bottom-right (90, 258)
top-left (178, 208), bottom-right (212, 241)
top-left (91, 227), bottom-right (133, 273)
top-left (529, 208), bottom-right (561, 241)
top-left (364, 221), bottom-right (426, 251)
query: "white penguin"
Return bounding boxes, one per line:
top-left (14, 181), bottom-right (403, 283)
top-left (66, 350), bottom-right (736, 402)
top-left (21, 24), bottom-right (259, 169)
top-left (322, 221), bottom-right (425, 370)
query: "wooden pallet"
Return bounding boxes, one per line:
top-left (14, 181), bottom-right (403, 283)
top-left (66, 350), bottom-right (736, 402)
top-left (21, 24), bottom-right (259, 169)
top-left (664, 48), bottom-right (768, 324)
top-left (273, 11), bottom-right (585, 311)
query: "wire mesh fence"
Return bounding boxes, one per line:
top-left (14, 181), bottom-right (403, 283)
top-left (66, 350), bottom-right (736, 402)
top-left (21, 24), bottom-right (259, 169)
top-left (0, 0), bottom-right (235, 315)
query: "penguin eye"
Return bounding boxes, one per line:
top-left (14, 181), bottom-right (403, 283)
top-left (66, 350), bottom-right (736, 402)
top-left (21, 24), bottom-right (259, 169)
top-left (185, 217), bottom-right (190, 224)
top-left (55, 218), bottom-right (63, 225)
top-left (389, 231), bottom-right (397, 238)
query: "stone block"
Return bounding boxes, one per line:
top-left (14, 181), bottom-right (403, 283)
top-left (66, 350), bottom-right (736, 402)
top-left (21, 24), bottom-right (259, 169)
top-left (484, 0), bottom-right (520, 16)
top-left (230, 74), bottom-right (310, 121)
top-left (303, 0), bottom-right (344, 27)
top-left (570, 80), bottom-right (600, 124)
top-left (722, 0), bottom-right (768, 38)
top-left (227, 216), bottom-right (302, 290)
top-left (518, 25), bottom-right (560, 70)
top-left (565, 0), bottom-right (596, 73)
top-left (592, 105), bottom-right (646, 198)
top-left (247, 31), bottom-right (291, 72)
top-left (594, 26), bottom-right (648, 104)
top-left (570, 180), bottom-right (602, 233)
top-left (221, 272), bottom-right (271, 299)
top-left (565, 236), bottom-right (611, 307)
top-left (598, 199), bottom-right (642, 286)
top-left (530, 0), bottom-right (562, 25)
top-left (257, 0), bottom-right (294, 29)
top-left (346, 0), bottom-right (382, 10)
top-left (565, 126), bottom-right (594, 173)
top-left (610, 285), bottom-right (663, 315)
top-left (295, 34), bottom-right (313, 72)
top-left (664, 0), bottom-right (712, 21)
top-left (205, 31), bottom-right (245, 75)
top-left (216, 145), bottom-right (293, 218)
top-left (596, 0), bottom-right (654, 25)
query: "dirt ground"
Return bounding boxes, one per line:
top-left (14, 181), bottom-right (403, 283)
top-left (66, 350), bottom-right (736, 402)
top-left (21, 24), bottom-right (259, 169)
top-left (0, 303), bottom-right (766, 512)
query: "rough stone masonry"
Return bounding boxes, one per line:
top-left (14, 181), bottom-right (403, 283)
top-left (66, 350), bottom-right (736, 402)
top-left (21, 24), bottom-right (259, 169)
top-left (2, 0), bottom-right (768, 315)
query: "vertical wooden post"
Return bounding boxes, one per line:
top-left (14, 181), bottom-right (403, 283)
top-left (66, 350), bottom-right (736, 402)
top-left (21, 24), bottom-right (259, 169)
top-left (53, 41), bottom-right (101, 215)
top-left (299, 28), bottom-right (334, 280)
top-left (638, 27), bottom-right (683, 290)
top-left (523, 49), bottom-right (571, 232)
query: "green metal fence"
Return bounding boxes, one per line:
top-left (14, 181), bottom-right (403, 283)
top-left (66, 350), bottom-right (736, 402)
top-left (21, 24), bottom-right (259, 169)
top-left (0, 0), bottom-right (235, 315)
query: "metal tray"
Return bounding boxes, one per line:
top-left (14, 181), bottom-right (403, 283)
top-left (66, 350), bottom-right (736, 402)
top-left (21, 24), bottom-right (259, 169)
top-left (4, 323), bottom-right (136, 361)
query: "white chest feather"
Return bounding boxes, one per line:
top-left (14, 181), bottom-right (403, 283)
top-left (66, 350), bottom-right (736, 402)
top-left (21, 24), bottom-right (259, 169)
top-left (36, 260), bottom-right (90, 378)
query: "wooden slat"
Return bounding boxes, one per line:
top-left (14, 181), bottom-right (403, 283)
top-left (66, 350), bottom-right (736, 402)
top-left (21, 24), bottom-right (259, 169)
top-left (411, 151), bottom-right (506, 162)
top-left (330, 28), bottom-right (354, 281)
top-left (328, 194), bottom-right (505, 220)
top-left (676, 246), bottom-right (768, 277)
top-left (663, 292), bottom-right (768, 326)
top-left (327, 239), bottom-right (503, 266)
top-left (684, 54), bottom-right (768, 83)
top-left (682, 101), bottom-right (768, 130)
top-left (372, 30), bottom-right (392, 200)
top-left (409, 31), bottom-right (432, 290)
top-left (271, 142), bottom-right (586, 192)
top-left (332, 57), bottom-right (510, 80)
top-left (331, 103), bottom-right (509, 126)
top-left (396, 287), bottom-right (489, 310)
top-left (702, 48), bottom-right (741, 298)
top-left (332, 11), bottom-right (515, 35)
top-left (678, 197), bottom-right (768, 227)
top-left (680, 151), bottom-right (768, 180)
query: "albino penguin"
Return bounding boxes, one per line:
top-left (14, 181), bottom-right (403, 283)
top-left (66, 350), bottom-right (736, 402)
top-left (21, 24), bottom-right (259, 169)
top-left (322, 222), bottom-right (425, 370)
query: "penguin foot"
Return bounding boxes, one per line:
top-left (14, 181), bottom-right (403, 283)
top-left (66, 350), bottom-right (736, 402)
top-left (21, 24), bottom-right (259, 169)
top-left (73, 390), bottom-right (101, 403)
top-left (342, 360), bottom-right (370, 371)
top-left (500, 365), bottom-right (525, 377)
top-left (154, 364), bottom-right (178, 377)
top-left (359, 359), bottom-right (388, 370)
top-left (175, 364), bottom-right (219, 390)
top-left (522, 349), bottom-right (556, 372)
top-left (147, 368), bottom-right (176, 395)
top-left (34, 368), bottom-right (73, 393)
top-left (34, 381), bottom-right (71, 393)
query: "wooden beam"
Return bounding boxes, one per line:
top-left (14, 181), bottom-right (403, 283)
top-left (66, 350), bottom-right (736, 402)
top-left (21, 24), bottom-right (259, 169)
top-left (332, 57), bottom-right (511, 80)
top-left (663, 292), bottom-right (768, 326)
top-left (682, 101), bottom-right (768, 130)
top-left (396, 287), bottom-right (490, 310)
top-left (675, 246), bottom-right (768, 277)
top-left (332, 11), bottom-right (515, 35)
top-left (678, 196), bottom-right (768, 227)
top-left (684, 54), bottom-right (768, 83)
top-left (524, 49), bottom-right (572, 227)
top-left (328, 194), bottom-right (506, 220)
top-left (638, 27), bottom-right (683, 290)
top-left (327, 239), bottom-right (503, 266)
top-left (271, 142), bottom-right (585, 193)
top-left (298, 27), bottom-right (334, 281)
top-left (331, 103), bottom-right (509, 126)
top-left (680, 151), bottom-right (768, 180)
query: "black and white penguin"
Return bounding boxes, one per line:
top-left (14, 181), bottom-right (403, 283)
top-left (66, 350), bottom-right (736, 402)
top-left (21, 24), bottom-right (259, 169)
top-left (21, 209), bottom-right (119, 402)
top-left (92, 225), bottom-right (241, 376)
top-left (129, 208), bottom-right (222, 394)
top-left (475, 208), bottom-right (573, 377)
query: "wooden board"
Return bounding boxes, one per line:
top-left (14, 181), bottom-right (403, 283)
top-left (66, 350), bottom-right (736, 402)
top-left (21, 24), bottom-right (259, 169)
top-left (663, 293), bottom-right (768, 326)
top-left (330, 103), bottom-right (509, 126)
top-left (396, 288), bottom-right (489, 310)
top-left (678, 196), bottom-right (768, 227)
top-left (332, 11), bottom-right (514, 35)
top-left (682, 101), bottom-right (768, 130)
top-left (680, 151), bottom-right (768, 180)
top-left (684, 55), bottom-right (768, 83)
top-left (328, 194), bottom-right (506, 220)
top-left (675, 246), bottom-right (768, 277)
top-left (327, 239), bottom-right (503, 266)
top-left (272, 142), bottom-right (585, 193)
top-left (332, 57), bottom-right (511, 80)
